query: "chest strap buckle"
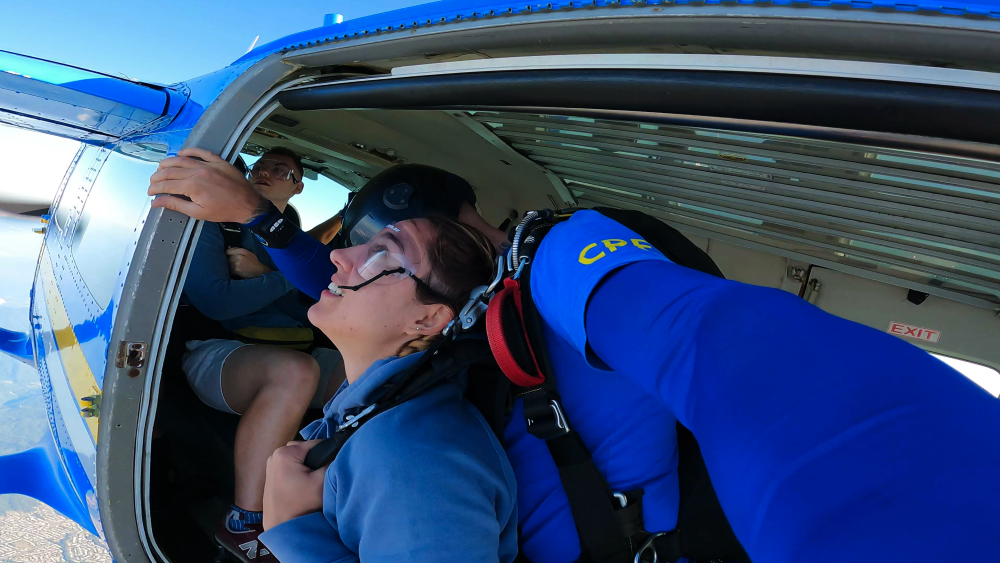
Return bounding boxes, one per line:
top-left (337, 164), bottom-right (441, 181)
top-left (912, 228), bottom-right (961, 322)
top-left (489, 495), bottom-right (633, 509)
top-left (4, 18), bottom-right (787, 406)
top-left (524, 393), bottom-right (571, 440)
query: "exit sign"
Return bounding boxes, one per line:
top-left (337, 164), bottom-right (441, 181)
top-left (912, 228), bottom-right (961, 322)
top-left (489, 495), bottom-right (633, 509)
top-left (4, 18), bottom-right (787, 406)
top-left (887, 321), bottom-right (942, 343)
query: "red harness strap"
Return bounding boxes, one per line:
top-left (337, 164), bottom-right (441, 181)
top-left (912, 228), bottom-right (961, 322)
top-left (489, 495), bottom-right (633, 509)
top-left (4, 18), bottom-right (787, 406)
top-left (485, 278), bottom-right (546, 387)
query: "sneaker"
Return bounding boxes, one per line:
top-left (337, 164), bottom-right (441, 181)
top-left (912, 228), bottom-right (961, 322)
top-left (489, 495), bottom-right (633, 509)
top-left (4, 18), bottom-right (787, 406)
top-left (215, 515), bottom-right (277, 562)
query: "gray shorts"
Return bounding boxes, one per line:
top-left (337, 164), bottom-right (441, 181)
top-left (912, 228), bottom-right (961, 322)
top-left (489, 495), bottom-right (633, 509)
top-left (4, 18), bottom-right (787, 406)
top-left (182, 339), bottom-right (343, 415)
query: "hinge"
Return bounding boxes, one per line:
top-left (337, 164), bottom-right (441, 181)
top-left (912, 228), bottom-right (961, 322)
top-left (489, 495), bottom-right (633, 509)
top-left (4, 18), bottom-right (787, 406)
top-left (803, 278), bottom-right (822, 305)
top-left (80, 392), bottom-right (101, 418)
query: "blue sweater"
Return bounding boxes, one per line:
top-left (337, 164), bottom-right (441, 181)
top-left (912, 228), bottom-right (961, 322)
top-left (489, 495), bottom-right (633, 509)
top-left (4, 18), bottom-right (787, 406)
top-left (259, 353), bottom-right (519, 563)
top-left (182, 223), bottom-right (308, 332)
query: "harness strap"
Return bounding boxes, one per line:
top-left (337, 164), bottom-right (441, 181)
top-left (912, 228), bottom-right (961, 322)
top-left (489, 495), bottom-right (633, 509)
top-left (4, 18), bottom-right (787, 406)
top-left (303, 339), bottom-right (495, 470)
top-left (522, 388), bottom-right (633, 563)
top-left (218, 222), bottom-right (245, 249)
top-left (514, 236), bottom-right (634, 563)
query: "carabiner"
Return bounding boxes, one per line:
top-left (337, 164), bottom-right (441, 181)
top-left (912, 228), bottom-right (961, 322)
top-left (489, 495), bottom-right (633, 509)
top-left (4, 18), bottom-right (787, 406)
top-left (485, 255), bottom-right (506, 295)
top-left (634, 532), bottom-right (667, 563)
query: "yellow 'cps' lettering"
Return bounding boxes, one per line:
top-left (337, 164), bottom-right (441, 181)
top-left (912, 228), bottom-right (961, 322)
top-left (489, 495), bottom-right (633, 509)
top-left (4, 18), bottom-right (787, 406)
top-left (578, 238), bottom-right (653, 265)
top-left (603, 239), bottom-right (628, 252)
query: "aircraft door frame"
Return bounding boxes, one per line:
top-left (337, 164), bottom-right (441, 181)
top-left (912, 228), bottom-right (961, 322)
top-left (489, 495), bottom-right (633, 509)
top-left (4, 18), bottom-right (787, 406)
top-left (96, 54), bottom-right (300, 563)
top-left (0, 48), bottom-right (188, 553)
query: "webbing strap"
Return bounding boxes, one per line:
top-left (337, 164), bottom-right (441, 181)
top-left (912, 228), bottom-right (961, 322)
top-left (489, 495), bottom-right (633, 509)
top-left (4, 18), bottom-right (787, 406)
top-left (303, 339), bottom-right (494, 470)
top-left (523, 389), bottom-right (633, 563)
top-left (218, 222), bottom-right (244, 249)
top-left (513, 218), bottom-right (634, 563)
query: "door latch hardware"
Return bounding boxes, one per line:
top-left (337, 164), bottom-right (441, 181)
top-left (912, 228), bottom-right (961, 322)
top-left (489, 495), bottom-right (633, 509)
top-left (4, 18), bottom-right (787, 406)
top-left (116, 341), bottom-right (147, 369)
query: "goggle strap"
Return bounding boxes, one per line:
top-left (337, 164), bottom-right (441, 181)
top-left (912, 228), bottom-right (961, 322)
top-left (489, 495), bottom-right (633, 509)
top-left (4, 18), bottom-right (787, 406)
top-left (339, 267), bottom-right (407, 291)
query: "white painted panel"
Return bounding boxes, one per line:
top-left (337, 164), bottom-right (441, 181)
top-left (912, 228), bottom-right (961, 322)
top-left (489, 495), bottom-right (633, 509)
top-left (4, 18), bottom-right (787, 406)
top-left (707, 239), bottom-right (788, 289)
top-left (809, 267), bottom-right (1000, 371)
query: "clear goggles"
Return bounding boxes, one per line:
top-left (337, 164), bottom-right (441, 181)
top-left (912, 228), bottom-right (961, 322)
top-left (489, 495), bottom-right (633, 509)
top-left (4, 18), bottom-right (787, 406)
top-left (356, 231), bottom-right (420, 286)
top-left (248, 158), bottom-right (297, 182)
top-left (340, 225), bottom-right (444, 302)
top-left (340, 225), bottom-right (428, 293)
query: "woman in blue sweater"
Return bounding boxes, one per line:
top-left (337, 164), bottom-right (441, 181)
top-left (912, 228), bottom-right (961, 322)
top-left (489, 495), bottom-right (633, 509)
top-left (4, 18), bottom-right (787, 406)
top-left (255, 216), bottom-right (518, 562)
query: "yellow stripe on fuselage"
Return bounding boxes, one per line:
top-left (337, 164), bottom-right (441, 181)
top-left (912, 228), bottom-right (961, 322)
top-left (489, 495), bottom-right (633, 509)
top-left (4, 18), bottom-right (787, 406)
top-left (39, 249), bottom-right (100, 442)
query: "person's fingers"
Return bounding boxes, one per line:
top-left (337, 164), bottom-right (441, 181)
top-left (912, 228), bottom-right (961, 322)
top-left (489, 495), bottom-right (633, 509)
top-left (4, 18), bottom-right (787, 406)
top-left (149, 166), bottom-right (198, 185)
top-left (279, 441), bottom-right (318, 462)
top-left (150, 195), bottom-right (204, 217)
top-left (156, 155), bottom-right (210, 171)
top-left (308, 467), bottom-right (327, 486)
top-left (226, 247), bottom-right (253, 257)
top-left (148, 178), bottom-right (195, 197)
top-left (178, 147), bottom-right (226, 163)
top-left (265, 452), bottom-right (278, 474)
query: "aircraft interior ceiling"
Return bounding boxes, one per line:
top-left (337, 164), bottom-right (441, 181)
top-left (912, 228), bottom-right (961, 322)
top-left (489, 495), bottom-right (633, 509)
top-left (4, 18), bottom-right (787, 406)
top-left (246, 106), bottom-right (1000, 308)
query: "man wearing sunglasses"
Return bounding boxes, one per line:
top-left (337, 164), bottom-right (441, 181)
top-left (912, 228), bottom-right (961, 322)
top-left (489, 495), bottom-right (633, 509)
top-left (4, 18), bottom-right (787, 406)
top-left (179, 147), bottom-right (345, 562)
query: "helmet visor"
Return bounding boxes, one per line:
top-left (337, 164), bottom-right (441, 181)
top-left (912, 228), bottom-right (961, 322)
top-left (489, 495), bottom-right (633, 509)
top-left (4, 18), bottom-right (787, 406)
top-left (349, 213), bottom-right (386, 247)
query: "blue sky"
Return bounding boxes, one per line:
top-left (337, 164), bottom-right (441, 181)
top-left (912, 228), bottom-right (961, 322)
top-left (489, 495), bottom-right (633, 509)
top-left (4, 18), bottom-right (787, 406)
top-left (0, 0), bottom-right (424, 84)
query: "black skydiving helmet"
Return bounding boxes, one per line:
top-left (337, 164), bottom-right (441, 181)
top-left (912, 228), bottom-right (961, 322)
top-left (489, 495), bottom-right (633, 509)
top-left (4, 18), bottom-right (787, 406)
top-left (339, 164), bottom-right (474, 248)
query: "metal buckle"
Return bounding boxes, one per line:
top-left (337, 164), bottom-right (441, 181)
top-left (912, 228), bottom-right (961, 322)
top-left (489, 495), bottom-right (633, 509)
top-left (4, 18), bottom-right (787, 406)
top-left (485, 255), bottom-right (506, 295)
top-left (512, 256), bottom-right (530, 280)
top-left (614, 492), bottom-right (628, 508)
top-left (453, 255), bottom-right (509, 333)
top-left (458, 286), bottom-right (489, 331)
top-left (336, 404), bottom-right (376, 432)
top-left (527, 399), bottom-right (571, 436)
top-left (547, 399), bottom-right (570, 432)
top-left (634, 532), bottom-right (667, 563)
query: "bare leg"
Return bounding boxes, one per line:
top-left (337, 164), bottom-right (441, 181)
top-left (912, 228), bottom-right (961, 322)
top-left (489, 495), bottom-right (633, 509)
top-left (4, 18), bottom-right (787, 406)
top-left (221, 345), bottom-right (320, 511)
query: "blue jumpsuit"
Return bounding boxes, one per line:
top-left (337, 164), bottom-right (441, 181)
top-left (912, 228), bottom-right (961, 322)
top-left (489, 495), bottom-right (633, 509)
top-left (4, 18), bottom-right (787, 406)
top-left (261, 210), bottom-right (1000, 562)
